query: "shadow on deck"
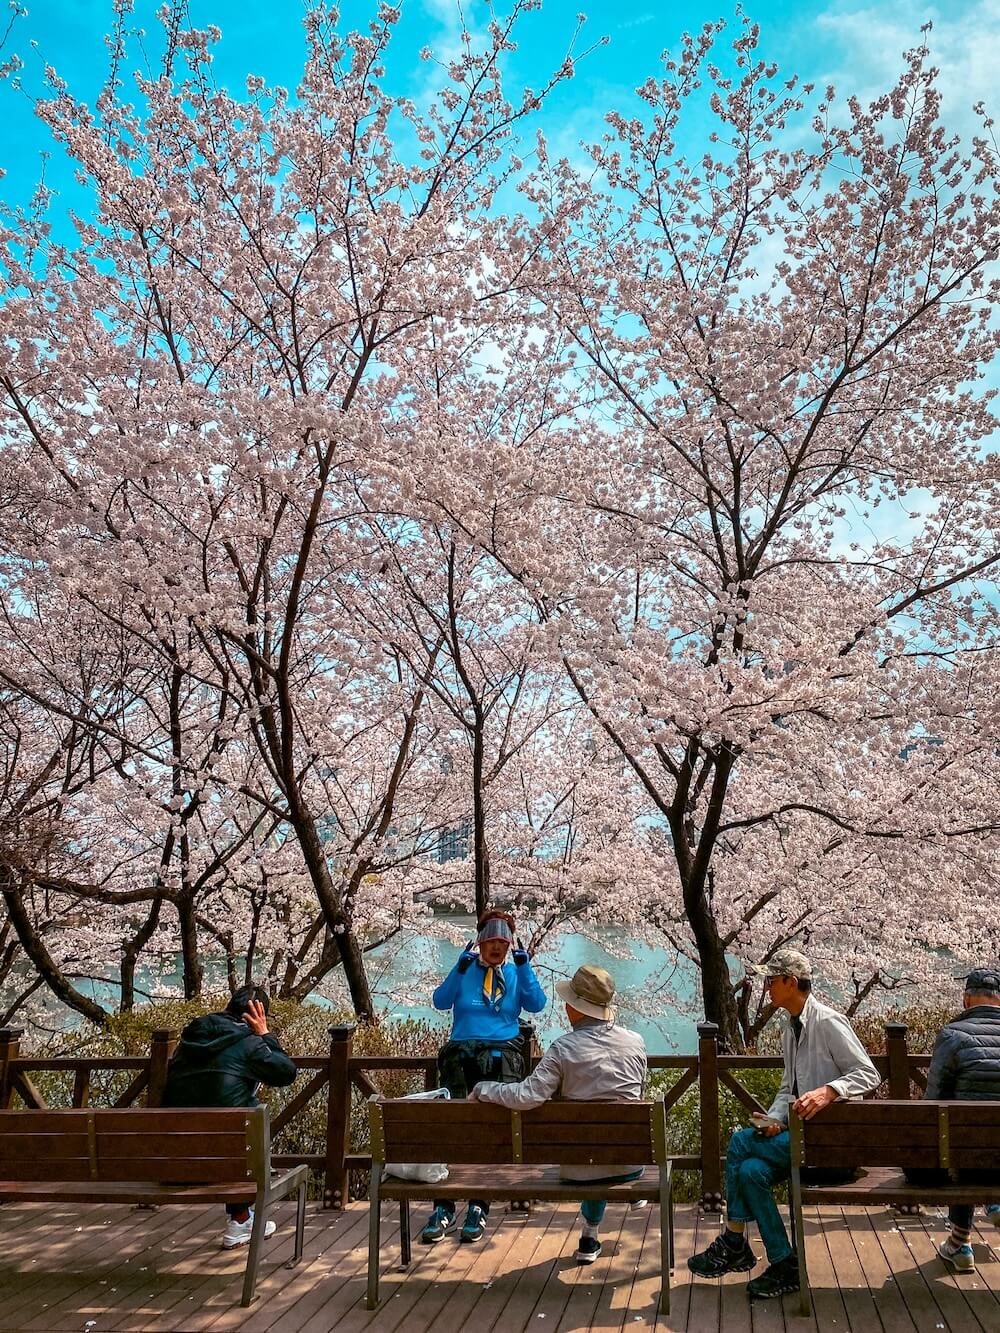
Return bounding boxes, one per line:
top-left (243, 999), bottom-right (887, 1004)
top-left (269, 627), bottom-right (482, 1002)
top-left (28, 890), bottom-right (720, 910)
top-left (2, 1199), bottom-right (1000, 1332)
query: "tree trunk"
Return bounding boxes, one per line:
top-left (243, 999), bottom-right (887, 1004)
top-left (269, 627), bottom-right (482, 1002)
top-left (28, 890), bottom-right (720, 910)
top-left (1, 870), bottom-right (108, 1027)
top-left (120, 897), bottom-right (163, 1011)
top-left (176, 893), bottom-right (203, 999)
top-left (471, 715), bottom-right (489, 919)
top-left (290, 807), bottom-right (375, 1021)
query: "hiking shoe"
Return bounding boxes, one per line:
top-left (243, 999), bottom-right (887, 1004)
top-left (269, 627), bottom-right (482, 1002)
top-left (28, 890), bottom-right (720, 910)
top-left (575, 1236), bottom-right (602, 1264)
top-left (419, 1206), bottom-right (456, 1244)
top-left (939, 1239), bottom-right (975, 1273)
top-left (222, 1212), bottom-right (276, 1249)
top-left (688, 1232), bottom-right (758, 1277)
top-left (986, 1204), bottom-right (1000, 1228)
top-left (459, 1204), bottom-right (487, 1243)
top-left (747, 1254), bottom-right (800, 1300)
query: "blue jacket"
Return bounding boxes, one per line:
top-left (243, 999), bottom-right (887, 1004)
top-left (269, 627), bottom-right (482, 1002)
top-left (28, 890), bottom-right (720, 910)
top-left (433, 958), bottom-right (546, 1042)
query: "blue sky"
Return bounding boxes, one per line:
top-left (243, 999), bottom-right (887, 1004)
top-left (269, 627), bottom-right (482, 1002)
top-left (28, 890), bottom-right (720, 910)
top-left (2, 1), bottom-right (996, 215)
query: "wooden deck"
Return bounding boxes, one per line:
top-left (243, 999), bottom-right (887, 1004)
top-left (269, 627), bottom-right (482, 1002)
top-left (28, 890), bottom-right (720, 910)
top-left (3, 1198), bottom-right (1000, 1332)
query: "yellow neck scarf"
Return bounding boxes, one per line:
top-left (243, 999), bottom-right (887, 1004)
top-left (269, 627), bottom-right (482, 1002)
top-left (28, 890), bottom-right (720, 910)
top-left (482, 964), bottom-right (506, 1010)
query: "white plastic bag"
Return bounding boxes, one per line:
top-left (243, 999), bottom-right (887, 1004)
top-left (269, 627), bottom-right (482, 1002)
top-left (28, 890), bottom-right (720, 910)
top-left (382, 1160), bottom-right (451, 1184)
top-left (382, 1086), bottom-right (450, 1184)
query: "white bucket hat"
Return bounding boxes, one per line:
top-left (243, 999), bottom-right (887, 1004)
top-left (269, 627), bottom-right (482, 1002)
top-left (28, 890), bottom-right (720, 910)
top-left (555, 964), bottom-right (617, 1022)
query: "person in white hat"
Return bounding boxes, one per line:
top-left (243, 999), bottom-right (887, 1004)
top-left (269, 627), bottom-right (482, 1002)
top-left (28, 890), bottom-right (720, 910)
top-left (470, 963), bottom-right (647, 1263)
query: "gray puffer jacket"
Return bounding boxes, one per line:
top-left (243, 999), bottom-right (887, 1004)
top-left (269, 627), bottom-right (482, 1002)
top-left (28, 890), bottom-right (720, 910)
top-left (924, 1004), bottom-right (1000, 1100)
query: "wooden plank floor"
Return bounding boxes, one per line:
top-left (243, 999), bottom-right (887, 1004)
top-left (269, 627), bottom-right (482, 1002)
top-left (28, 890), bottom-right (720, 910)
top-left (2, 1200), bottom-right (999, 1332)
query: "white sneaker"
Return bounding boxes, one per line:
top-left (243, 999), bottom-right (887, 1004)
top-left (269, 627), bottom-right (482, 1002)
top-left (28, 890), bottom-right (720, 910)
top-left (222, 1212), bottom-right (277, 1249)
top-left (629, 1199), bottom-right (649, 1211)
top-left (938, 1239), bottom-right (975, 1273)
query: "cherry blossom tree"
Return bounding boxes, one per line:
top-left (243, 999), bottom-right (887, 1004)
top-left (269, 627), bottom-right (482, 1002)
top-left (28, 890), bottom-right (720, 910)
top-left (453, 17), bottom-right (1000, 1046)
top-left (0, 2), bottom-right (584, 1022)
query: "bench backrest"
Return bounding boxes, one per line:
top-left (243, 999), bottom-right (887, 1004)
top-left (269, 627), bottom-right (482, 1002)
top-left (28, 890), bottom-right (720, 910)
top-left (790, 1099), bottom-right (1000, 1172)
top-left (370, 1098), bottom-right (667, 1168)
top-left (0, 1106), bottom-right (269, 1185)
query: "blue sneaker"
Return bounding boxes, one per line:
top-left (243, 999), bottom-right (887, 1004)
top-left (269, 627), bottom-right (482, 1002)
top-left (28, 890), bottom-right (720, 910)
top-left (419, 1206), bottom-right (456, 1244)
top-left (938, 1239), bottom-right (975, 1273)
top-left (986, 1204), bottom-right (1000, 1229)
top-left (459, 1204), bottom-right (487, 1243)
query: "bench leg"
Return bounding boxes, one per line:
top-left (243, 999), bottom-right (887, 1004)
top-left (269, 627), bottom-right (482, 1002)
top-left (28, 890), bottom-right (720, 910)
top-left (668, 1181), bottom-right (675, 1272)
top-left (290, 1180), bottom-right (307, 1266)
top-left (659, 1164), bottom-right (672, 1316)
top-left (400, 1200), bottom-right (412, 1267)
top-left (790, 1169), bottom-right (811, 1318)
top-left (241, 1203), bottom-right (268, 1307)
top-left (367, 1172), bottom-right (382, 1310)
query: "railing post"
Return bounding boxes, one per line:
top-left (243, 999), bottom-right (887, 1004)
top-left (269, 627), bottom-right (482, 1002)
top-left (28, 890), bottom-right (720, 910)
top-left (0, 1028), bottom-right (23, 1109)
top-left (885, 1022), bottom-right (911, 1100)
top-left (698, 1021), bottom-right (724, 1212)
top-left (146, 1029), bottom-right (178, 1107)
top-left (324, 1023), bottom-right (356, 1210)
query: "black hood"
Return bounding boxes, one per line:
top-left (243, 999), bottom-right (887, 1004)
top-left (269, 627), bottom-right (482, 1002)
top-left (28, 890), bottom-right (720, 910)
top-left (175, 1012), bottom-right (251, 1063)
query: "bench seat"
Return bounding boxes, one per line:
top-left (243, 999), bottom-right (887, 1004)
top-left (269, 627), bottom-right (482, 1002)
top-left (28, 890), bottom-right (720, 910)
top-left (796, 1166), bottom-right (1000, 1208)
top-left (379, 1162), bottom-right (660, 1203)
top-left (0, 1177), bottom-right (294, 1205)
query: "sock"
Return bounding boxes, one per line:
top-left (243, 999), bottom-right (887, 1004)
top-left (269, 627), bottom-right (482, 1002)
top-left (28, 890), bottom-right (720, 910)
top-left (949, 1223), bottom-right (972, 1248)
top-left (230, 1208), bottom-right (251, 1224)
top-left (581, 1222), bottom-right (599, 1240)
top-left (722, 1227), bottom-right (746, 1249)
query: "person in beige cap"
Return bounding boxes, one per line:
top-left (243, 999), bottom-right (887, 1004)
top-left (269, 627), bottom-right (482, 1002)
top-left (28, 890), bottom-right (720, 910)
top-left (469, 964), bottom-right (647, 1263)
top-left (688, 948), bottom-right (879, 1301)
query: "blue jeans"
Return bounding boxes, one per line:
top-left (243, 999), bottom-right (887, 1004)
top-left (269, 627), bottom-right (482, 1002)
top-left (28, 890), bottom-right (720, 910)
top-left (574, 1169), bottom-right (644, 1226)
top-left (726, 1127), bottom-right (793, 1264)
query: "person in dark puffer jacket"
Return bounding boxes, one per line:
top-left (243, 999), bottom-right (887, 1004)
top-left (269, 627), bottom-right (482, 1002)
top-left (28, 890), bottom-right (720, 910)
top-left (162, 984), bottom-right (297, 1249)
top-left (922, 967), bottom-right (1000, 1274)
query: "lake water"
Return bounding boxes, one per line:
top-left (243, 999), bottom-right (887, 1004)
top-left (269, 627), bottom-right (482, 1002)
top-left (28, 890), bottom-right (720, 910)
top-left (356, 918), bottom-right (702, 1053)
top-left (73, 918), bottom-right (703, 1053)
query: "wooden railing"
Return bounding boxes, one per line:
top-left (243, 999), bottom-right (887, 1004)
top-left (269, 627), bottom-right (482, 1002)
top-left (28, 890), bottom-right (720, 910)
top-left (0, 1018), bottom-right (932, 1211)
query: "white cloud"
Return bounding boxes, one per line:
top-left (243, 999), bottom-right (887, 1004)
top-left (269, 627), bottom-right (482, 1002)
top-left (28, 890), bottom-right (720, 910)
top-left (813, 1), bottom-right (1000, 137)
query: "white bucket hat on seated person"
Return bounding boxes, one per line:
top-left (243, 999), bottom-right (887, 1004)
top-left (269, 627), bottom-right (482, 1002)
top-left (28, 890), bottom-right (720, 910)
top-left (555, 964), bottom-right (617, 1022)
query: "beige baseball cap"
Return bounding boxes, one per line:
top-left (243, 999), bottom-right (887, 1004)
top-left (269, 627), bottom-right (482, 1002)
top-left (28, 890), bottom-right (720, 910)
top-left (748, 948), bottom-right (813, 981)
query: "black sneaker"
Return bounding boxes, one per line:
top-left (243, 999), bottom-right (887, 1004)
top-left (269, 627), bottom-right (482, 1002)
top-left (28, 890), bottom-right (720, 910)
top-left (419, 1206), bottom-right (456, 1244)
top-left (688, 1232), bottom-right (758, 1277)
top-left (575, 1236), bottom-right (602, 1264)
top-left (747, 1254), bottom-right (799, 1300)
top-left (459, 1204), bottom-right (487, 1243)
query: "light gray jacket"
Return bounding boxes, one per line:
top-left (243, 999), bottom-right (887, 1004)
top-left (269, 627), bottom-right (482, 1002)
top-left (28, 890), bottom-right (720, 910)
top-left (471, 1017), bottom-right (648, 1180)
top-left (766, 994), bottom-right (880, 1124)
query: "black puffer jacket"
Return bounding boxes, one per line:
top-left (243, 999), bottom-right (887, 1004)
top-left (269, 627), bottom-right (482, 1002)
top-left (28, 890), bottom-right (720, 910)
top-left (162, 1012), bottom-right (297, 1108)
top-left (924, 1004), bottom-right (1000, 1100)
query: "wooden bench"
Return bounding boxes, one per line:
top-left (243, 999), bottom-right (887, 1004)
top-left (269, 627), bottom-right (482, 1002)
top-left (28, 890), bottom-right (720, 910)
top-left (367, 1097), bottom-right (673, 1312)
top-left (790, 1099), bottom-right (1000, 1317)
top-left (0, 1105), bottom-right (309, 1306)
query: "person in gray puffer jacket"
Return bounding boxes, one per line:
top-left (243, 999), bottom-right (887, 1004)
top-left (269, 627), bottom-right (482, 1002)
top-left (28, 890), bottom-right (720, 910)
top-left (922, 967), bottom-right (1000, 1274)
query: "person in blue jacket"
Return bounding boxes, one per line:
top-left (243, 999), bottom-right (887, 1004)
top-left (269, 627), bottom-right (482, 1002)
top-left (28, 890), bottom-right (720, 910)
top-left (420, 909), bottom-right (547, 1245)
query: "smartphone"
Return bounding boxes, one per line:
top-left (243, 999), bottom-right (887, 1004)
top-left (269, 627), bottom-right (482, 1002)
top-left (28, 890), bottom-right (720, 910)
top-left (750, 1112), bottom-right (783, 1131)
